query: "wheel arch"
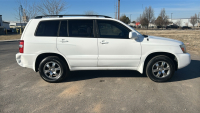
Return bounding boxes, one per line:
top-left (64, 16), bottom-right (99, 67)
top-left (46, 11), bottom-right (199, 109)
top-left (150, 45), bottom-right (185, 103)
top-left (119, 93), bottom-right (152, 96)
top-left (34, 53), bottom-right (70, 72)
top-left (141, 52), bottom-right (178, 74)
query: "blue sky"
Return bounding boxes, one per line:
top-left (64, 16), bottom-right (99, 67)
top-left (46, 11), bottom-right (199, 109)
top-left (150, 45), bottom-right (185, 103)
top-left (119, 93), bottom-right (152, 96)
top-left (0, 0), bottom-right (200, 22)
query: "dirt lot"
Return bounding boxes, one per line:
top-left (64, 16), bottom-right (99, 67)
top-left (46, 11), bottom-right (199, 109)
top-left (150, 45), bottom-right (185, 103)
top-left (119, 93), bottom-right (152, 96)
top-left (1, 30), bottom-right (199, 54)
top-left (0, 34), bottom-right (21, 40)
top-left (137, 30), bottom-right (200, 55)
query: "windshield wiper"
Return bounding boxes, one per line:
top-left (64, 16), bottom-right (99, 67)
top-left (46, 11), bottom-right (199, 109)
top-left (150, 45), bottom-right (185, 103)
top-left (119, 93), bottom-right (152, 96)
top-left (143, 34), bottom-right (148, 37)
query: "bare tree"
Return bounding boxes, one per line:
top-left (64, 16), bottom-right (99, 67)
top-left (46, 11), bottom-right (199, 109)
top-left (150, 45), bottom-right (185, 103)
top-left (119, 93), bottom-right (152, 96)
top-left (190, 14), bottom-right (198, 27)
top-left (85, 11), bottom-right (97, 15)
top-left (140, 17), bottom-right (149, 28)
top-left (38, 0), bottom-right (68, 15)
top-left (24, 3), bottom-right (39, 21)
top-left (198, 13), bottom-right (200, 27)
top-left (175, 19), bottom-right (182, 27)
top-left (141, 6), bottom-right (155, 29)
top-left (15, 0), bottom-right (39, 22)
top-left (155, 9), bottom-right (169, 29)
top-left (136, 16), bottom-right (141, 23)
top-left (160, 8), bottom-right (169, 27)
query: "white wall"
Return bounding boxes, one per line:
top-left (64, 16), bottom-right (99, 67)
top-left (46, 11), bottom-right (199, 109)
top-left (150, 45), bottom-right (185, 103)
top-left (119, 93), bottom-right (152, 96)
top-left (128, 23), bottom-right (136, 26)
top-left (169, 19), bottom-right (199, 27)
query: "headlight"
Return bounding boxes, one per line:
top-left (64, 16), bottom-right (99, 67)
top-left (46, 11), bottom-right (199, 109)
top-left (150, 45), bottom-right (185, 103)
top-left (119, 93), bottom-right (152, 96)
top-left (180, 44), bottom-right (186, 53)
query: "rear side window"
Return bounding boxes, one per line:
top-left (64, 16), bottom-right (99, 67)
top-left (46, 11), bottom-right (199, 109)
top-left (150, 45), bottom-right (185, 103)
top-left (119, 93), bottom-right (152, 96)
top-left (59, 21), bottom-right (68, 37)
top-left (68, 20), bottom-right (94, 37)
top-left (35, 21), bottom-right (59, 36)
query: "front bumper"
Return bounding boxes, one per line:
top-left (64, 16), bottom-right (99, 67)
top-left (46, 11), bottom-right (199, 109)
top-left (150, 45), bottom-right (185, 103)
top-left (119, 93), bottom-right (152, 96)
top-left (16, 53), bottom-right (36, 70)
top-left (176, 53), bottom-right (191, 69)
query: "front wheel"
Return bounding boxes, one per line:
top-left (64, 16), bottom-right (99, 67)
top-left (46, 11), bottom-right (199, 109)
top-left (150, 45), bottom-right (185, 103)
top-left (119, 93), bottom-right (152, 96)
top-left (146, 55), bottom-right (175, 82)
top-left (39, 56), bottom-right (68, 83)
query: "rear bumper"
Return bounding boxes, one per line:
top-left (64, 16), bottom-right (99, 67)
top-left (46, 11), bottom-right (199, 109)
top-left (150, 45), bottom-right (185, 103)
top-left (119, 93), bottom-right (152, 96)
top-left (16, 53), bottom-right (36, 71)
top-left (176, 53), bottom-right (191, 69)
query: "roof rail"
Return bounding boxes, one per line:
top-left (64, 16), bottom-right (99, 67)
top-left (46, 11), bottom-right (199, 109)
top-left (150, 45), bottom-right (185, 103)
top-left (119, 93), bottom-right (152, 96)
top-left (35, 15), bottom-right (112, 19)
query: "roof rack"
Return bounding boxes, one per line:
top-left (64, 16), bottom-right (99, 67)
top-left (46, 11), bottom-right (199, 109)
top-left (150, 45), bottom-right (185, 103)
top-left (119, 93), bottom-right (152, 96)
top-left (35, 15), bottom-right (112, 19)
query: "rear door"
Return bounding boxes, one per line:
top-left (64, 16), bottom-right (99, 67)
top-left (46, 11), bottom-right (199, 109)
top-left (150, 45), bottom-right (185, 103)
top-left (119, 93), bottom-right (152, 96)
top-left (97, 20), bottom-right (141, 67)
top-left (57, 20), bottom-right (98, 68)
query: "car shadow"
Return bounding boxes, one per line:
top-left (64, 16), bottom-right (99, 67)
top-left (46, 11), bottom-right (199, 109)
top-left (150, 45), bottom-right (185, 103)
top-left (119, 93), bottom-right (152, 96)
top-left (169, 60), bottom-right (200, 82)
top-left (61, 60), bottom-right (200, 83)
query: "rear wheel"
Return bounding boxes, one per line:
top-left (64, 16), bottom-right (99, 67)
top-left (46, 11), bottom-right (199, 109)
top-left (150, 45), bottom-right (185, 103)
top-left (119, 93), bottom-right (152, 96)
top-left (39, 56), bottom-right (68, 83)
top-left (146, 55), bottom-right (175, 82)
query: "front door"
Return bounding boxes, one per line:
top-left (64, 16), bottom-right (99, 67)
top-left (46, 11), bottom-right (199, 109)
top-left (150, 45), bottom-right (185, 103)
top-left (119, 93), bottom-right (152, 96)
top-left (97, 20), bottom-right (141, 67)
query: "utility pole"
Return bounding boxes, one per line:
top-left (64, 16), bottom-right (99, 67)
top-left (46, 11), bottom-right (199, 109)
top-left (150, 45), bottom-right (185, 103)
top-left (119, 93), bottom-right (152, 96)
top-left (115, 2), bottom-right (117, 19)
top-left (19, 5), bottom-right (23, 28)
top-left (198, 12), bottom-right (200, 27)
top-left (118, 0), bottom-right (120, 20)
top-left (130, 14), bottom-right (132, 23)
top-left (19, 6), bottom-right (22, 28)
top-left (171, 13), bottom-right (173, 22)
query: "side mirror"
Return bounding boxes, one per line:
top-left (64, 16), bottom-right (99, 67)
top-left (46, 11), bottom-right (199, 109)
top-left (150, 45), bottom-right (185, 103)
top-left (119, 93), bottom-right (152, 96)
top-left (129, 32), bottom-right (138, 39)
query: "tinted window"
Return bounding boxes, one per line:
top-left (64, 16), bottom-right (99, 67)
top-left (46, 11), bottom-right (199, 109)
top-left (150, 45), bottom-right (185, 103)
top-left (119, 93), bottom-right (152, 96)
top-left (59, 21), bottom-right (68, 37)
top-left (68, 20), bottom-right (94, 37)
top-left (35, 21), bottom-right (59, 36)
top-left (97, 20), bottom-right (130, 38)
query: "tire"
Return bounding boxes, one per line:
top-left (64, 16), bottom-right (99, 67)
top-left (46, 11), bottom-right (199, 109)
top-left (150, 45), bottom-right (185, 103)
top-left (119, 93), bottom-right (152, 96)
top-left (38, 56), bottom-right (68, 83)
top-left (146, 55), bottom-right (175, 82)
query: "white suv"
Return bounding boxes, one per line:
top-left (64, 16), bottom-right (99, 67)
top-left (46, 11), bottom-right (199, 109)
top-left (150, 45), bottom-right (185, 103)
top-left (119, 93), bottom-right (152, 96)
top-left (16, 15), bottom-right (191, 83)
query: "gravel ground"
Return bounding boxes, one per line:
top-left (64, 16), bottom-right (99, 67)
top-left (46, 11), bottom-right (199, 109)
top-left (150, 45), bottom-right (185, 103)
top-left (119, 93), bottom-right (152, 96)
top-left (0, 41), bottom-right (200, 113)
top-left (0, 34), bottom-right (21, 40)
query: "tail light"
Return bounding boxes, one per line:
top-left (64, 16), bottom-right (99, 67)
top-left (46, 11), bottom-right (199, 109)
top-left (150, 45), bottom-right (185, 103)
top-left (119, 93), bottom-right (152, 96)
top-left (19, 40), bottom-right (24, 53)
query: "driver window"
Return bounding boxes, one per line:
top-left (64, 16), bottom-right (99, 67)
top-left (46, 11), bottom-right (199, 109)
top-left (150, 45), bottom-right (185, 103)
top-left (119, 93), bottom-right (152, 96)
top-left (97, 20), bottom-right (130, 39)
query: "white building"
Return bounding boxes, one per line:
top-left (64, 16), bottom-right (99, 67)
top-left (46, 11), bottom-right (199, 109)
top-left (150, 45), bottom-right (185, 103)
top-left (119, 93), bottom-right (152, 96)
top-left (128, 23), bottom-right (136, 27)
top-left (10, 22), bottom-right (27, 28)
top-left (169, 18), bottom-right (199, 27)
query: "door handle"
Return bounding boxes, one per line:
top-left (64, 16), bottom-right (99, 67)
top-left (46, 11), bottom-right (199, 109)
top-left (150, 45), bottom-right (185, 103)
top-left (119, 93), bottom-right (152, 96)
top-left (60, 39), bottom-right (68, 43)
top-left (100, 40), bottom-right (109, 44)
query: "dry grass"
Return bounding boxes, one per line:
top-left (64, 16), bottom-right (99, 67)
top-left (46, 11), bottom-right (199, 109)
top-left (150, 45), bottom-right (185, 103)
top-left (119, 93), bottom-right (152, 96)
top-left (137, 30), bottom-right (200, 54)
top-left (0, 34), bottom-right (21, 40)
top-left (1, 30), bottom-right (200, 54)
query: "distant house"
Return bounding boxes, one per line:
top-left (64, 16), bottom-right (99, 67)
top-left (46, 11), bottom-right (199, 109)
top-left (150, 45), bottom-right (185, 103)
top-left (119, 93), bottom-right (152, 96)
top-left (0, 15), bottom-right (3, 34)
top-left (0, 15), bottom-right (2, 27)
top-left (128, 22), bottom-right (136, 27)
top-left (3, 21), bottom-right (10, 29)
top-left (149, 22), bottom-right (156, 28)
top-left (10, 22), bottom-right (27, 28)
